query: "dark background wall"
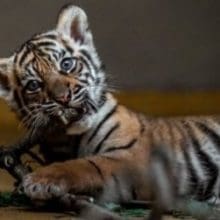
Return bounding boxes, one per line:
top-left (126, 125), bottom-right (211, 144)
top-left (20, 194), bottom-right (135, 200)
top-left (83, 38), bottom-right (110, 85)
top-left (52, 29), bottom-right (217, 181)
top-left (0, 0), bottom-right (219, 90)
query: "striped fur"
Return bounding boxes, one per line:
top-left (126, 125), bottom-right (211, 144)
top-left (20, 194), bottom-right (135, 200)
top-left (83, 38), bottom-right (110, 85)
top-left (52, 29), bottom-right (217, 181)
top-left (0, 5), bottom-right (219, 204)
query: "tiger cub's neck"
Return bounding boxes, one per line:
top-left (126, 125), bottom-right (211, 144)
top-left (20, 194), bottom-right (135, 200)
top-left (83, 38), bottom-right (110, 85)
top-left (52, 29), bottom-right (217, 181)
top-left (66, 92), bottom-right (118, 135)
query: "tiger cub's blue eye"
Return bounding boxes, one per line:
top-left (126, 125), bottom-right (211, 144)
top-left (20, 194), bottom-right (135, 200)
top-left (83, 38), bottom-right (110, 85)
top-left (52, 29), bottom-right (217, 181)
top-left (26, 80), bottom-right (41, 92)
top-left (60, 57), bottom-right (76, 73)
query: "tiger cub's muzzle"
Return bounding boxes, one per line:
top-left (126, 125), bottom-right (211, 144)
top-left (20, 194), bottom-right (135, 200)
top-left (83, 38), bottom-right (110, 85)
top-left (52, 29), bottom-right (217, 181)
top-left (52, 89), bottom-right (99, 126)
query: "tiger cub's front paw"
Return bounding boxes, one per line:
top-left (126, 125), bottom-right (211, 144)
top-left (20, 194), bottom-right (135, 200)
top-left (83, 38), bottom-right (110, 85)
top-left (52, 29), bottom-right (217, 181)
top-left (22, 164), bottom-right (72, 200)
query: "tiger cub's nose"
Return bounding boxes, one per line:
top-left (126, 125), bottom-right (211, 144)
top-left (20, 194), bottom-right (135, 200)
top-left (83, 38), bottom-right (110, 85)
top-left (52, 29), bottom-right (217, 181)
top-left (56, 89), bottom-right (72, 105)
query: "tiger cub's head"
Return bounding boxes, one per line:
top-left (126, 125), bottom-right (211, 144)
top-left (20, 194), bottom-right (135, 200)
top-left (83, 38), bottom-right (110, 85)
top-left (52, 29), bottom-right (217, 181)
top-left (0, 5), bottom-right (106, 133)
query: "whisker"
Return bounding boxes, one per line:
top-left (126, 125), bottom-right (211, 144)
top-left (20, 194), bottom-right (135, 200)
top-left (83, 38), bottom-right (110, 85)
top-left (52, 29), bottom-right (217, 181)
top-left (88, 84), bottom-right (117, 93)
top-left (41, 103), bottom-right (58, 109)
top-left (20, 114), bottom-right (36, 129)
top-left (17, 104), bottom-right (42, 114)
top-left (19, 108), bottom-right (44, 129)
top-left (19, 112), bottom-right (35, 128)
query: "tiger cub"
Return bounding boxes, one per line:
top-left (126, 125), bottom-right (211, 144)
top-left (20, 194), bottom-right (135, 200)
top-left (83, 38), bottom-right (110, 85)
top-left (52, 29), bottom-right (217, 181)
top-left (0, 5), bottom-right (219, 204)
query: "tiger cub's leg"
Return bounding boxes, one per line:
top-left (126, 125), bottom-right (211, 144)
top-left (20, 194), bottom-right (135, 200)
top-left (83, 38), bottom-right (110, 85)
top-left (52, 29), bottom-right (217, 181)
top-left (22, 155), bottom-right (137, 201)
top-left (205, 173), bottom-right (220, 206)
top-left (206, 178), bottom-right (220, 206)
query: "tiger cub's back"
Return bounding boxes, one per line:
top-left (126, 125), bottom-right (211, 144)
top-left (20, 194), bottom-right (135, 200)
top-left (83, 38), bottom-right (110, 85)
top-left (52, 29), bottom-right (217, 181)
top-left (143, 115), bottom-right (220, 202)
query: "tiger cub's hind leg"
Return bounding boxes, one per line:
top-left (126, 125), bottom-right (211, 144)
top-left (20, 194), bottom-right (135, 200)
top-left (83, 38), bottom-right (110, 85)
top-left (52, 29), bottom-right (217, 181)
top-left (205, 173), bottom-right (220, 206)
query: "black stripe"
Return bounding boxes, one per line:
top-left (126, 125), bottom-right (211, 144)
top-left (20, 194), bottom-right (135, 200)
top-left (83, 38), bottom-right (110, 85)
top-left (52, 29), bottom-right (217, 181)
top-left (100, 155), bottom-right (120, 162)
top-left (79, 56), bottom-right (95, 81)
top-left (33, 34), bottom-right (57, 41)
top-left (43, 34), bottom-right (57, 40)
top-left (18, 46), bottom-right (30, 66)
top-left (77, 62), bottom-right (83, 74)
top-left (93, 123), bottom-right (120, 154)
top-left (183, 145), bottom-right (199, 194)
top-left (51, 53), bottom-right (59, 62)
top-left (78, 79), bottom-right (89, 85)
top-left (87, 105), bottom-right (118, 144)
top-left (98, 91), bottom-right (107, 108)
top-left (87, 98), bottom-right (98, 113)
top-left (43, 47), bottom-right (59, 54)
top-left (61, 39), bottom-right (74, 54)
top-left (43, 47), bottom-right (60, 60)
top-left (26, 69), bottom-right (35, 77)
top-left (14, 53), bottom-right (19, 64)
top-left (184, 122), bottom-right (218, 199)
top-left (80, 49), bottom-right (99, 72)
top-left (32, 64), bottom-right (40, 74)
top-left (105, 139), bottom-right (137, 153)
top-left (23, 57), bottom-right (36, 72)
top-left (65, 45), bottom-right (74, 54)
top-left (196, 122), bottom-right (220, 149)
top-left (73, 90), bottom-right (86, 102)
top-left (87, 159), bottom-right (104, 180)
top-left (180, 121), bottom-right (199, 194)
top-left (36, 41), bottom-right (57, 48)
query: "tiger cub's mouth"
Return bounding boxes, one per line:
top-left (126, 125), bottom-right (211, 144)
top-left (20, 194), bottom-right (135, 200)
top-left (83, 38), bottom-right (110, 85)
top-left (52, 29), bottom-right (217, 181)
top-left (57, 107), bottom-right (87, 125)
top-left (56, 101), bottom-right (97, 126)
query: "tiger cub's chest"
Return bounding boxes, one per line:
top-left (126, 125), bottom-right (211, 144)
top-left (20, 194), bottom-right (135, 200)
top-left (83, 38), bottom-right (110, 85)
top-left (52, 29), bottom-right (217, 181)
top-left (39, 131), bottom-right (82, 163)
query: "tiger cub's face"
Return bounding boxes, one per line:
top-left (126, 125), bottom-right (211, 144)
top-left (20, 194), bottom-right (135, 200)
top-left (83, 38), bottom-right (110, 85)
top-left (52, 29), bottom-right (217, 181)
top-left (0, 5), bottom-right (106, 132)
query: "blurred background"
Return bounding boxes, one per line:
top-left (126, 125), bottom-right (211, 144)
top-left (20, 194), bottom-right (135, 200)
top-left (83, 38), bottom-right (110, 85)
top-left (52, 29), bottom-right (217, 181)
top-left (0, 0), bottom-right (219, 90)
top-left (0, 0), bottom-right (219, 143)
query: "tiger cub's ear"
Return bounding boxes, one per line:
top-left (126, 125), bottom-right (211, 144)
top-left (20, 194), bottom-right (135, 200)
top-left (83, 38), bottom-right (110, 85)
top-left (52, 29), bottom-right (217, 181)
top-left (56, 5), bottom-right (93, 45)
top-left (0, 57), bottom-right (13, 100)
